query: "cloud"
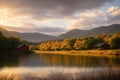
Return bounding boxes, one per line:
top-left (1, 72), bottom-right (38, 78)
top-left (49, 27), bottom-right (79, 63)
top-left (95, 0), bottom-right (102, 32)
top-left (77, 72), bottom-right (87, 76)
top-left (67, 10), bottom-right (105, 30)
top-left (0, 0), bottom-right (113, 19)
top-left (0, 0), bottom-right (119, 36)
top-left (67, 6), bottom-right (120, 30)
top-left (107, 6), bottom-right (120, 22)
top-left (35, 27), bottom-right (66, 36)
top-left (107, 6), bottom-right (120, 16)
top-left (5, 25), bottom-right (66, 36)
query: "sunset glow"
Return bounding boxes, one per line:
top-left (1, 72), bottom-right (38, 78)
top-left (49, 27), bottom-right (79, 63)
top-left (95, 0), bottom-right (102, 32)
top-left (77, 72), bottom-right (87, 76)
top-left (0, 0), bottom-right (120, 35)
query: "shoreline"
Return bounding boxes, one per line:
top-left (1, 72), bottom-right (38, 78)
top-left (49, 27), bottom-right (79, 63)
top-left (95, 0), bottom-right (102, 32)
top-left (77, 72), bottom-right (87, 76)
top-left (34, 50), bottom-right (120, 57)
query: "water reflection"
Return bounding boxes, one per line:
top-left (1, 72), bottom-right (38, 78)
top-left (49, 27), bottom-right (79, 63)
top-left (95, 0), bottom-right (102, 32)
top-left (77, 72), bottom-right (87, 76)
top-left (38, 54), bottom-right (120, 68)
top-left (1, 52), bottom-right (120, 80)
top-left (0, 51), bottom-right (30, 67)
top-left (0, 52), bottom-right (120, 68)
top-left (20, 54), bottom-right (47, 67)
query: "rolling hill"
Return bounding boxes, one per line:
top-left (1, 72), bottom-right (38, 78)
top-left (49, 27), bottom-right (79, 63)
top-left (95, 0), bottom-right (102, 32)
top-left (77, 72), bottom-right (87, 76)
top-left (58, 24), bottom-right (120, 39)
top-left (0, 24), bottom-right (120, 42)
top-left (0, 26), bottom-right (56, 42)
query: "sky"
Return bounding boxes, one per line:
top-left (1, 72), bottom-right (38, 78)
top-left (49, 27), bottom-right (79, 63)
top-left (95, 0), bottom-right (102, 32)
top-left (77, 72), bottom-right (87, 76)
top-left (0, 0), bottom-right (120, 36)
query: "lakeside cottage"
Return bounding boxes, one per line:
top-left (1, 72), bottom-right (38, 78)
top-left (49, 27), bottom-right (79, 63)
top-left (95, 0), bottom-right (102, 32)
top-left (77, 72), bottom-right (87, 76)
top-left (95, 43), bottom-right (110, 50)
top-left (17, 44), bottom-right (29, 51)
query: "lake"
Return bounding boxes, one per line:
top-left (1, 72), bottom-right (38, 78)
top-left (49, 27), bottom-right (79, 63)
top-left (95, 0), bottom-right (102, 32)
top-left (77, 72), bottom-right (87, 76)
top-left (1, 53), bottom-right (120, 68)
top-left (0, 52), bottom-right (120, 80)
top-left (19, 54), bottom-right (120, 68)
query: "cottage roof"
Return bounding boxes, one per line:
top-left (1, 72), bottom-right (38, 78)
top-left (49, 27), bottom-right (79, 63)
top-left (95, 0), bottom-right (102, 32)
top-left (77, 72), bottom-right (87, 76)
top-left (95, 43), bottom-right (106, 47)
top-left (17, 44), bottom-right (28, 48)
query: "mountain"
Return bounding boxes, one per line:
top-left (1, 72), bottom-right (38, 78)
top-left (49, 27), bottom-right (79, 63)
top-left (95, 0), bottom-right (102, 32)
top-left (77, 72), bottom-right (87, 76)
top-left (1, 24), bottom-right (120, 42)
top-left (0, 26), bottom-right (55, 42)
top-left (17, 33), bottom-right (55, 42)
top-left (58, 24), bottom-right (120, 39)
top-left (0, 27), bottom-right (19, 37)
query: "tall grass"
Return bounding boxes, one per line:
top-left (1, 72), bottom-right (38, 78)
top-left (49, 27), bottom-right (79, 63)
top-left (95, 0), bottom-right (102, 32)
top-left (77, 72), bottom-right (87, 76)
top-left (0, 67), bottom-right (120, 80)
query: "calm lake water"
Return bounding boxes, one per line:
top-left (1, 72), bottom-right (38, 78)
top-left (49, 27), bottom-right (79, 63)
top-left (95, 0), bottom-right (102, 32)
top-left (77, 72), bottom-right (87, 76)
top-left (1, 53), bottom-right (120, 68)
top-left (0, 52), bottom-right (120, 80)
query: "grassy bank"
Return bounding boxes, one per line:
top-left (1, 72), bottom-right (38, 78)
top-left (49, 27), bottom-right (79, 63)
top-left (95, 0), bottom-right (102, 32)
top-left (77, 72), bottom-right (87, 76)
top-left (0, 68), bottom-right (120, 80)
top-left (34, 49), bottom-right (120, 57)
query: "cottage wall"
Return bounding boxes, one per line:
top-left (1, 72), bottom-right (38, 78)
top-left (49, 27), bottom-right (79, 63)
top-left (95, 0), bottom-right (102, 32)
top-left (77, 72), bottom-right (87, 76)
top-left (18, 45), bottom-right (29, 51)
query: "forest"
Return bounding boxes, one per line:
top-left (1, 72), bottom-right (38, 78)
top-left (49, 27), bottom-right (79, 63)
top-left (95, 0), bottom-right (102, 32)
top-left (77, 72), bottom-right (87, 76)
top-left (0, 31), bottom-right (22, 51)
top-left (38, 32), bottom-right (120, 51)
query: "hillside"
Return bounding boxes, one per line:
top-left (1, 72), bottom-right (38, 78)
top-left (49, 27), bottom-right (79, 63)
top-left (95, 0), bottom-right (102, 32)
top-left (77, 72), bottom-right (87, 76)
top-left (0, 24), bottom-right (120, 42)
top-left (0, 27), bottom-right (19, 37)
top-left (18, 33), bottom-right (55, 42)
top-left (0, 26), bottom-right (55, 42)
top-left (58, 24), bottom-right (120, 39)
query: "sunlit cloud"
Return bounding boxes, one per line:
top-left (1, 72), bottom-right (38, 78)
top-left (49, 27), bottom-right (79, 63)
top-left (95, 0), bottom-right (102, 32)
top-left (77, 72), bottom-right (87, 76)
top-left (0, 0), bottom-right (119, 35)
top-left (67, 6), bottom-right (120, 30)
top-left (107, 6), bottom-right (120, 17)
top-left (67, 10), bottom-right (105, 30)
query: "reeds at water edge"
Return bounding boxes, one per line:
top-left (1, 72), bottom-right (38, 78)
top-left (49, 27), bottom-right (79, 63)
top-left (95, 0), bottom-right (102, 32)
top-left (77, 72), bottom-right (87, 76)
top-left (0, 67), bottom-right (120, 80)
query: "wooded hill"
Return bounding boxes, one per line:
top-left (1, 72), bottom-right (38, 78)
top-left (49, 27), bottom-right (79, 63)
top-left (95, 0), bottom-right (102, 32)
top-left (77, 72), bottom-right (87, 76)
top-left (38, 32), bottom-right (120, 51)
top-left (0, 32), bottom-right (22, 51)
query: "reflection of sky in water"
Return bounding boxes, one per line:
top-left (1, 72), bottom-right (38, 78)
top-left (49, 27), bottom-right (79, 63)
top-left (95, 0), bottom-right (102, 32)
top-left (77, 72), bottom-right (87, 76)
top-left (20, 55), bottom-right (47, 67)
top-left (1, 53), bottom-right (120, 79)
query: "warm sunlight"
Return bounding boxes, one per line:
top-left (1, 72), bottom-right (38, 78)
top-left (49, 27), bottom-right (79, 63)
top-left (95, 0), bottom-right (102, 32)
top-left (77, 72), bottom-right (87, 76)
top-left (0, 8), bottom-right (26, 27)
top-left (0, 0), bottom-right (120, 80)
top-left (0, 8), bottom-right (11, 26)
top-left (0, 0), bottom-right (119, 35)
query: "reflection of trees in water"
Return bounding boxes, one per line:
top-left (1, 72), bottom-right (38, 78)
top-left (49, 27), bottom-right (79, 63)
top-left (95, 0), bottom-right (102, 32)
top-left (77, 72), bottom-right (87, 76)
top-left (40, 54), bottom-right (120, 68)
top-left (0, 53), bottom-right (19, 67)
top-left (0, 52), bottom-right (30, 67)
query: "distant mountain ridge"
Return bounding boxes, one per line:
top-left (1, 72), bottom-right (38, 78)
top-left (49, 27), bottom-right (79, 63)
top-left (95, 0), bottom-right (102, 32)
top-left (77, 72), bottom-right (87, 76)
top-left (58, 24), bottom-right (120, 39)
top-left (0, 24), bottom-right (120, 42)
top-left (0, 26), bottom-right (56, 42)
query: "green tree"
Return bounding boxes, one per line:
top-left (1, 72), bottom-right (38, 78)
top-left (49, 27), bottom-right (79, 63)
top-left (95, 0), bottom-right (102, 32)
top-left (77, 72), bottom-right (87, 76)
top-left (0, 31), bottom-right (3, 37)
top-left (68, 38), bottom-right (76, 49)
top-left (7, 37), bottom-right (21, 50)
top-left (0, 32), bottom-right (22, 51)
top-left (110, 37), bottom-right (120, 49)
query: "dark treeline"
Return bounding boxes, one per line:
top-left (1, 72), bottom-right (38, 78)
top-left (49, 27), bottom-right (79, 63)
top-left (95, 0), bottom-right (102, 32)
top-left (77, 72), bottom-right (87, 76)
top-left (38, 32), bottom-right (120, 51)
top-left (0, 32), bottom-right (22, 51)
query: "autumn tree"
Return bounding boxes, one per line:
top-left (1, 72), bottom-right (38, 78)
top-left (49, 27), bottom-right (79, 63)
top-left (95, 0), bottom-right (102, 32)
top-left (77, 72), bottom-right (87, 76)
top-left (60, 39), bottom-right (70, 50)
top-left (51, 41), bottom-right (61, 50)
top-left (39, 32), bottom-right (120, 51)
top-left (106, 33), bottom-right (120, 49)
top-left (74, 38), bottom-right (86, 50)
